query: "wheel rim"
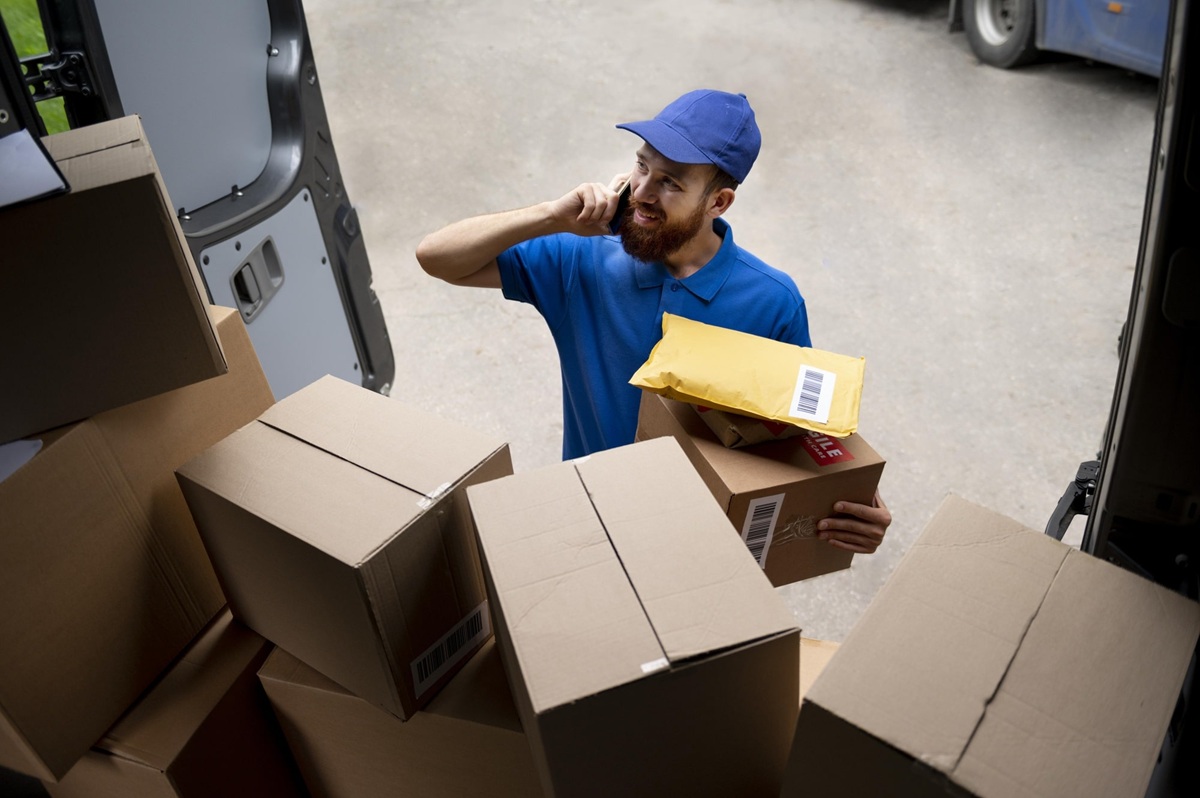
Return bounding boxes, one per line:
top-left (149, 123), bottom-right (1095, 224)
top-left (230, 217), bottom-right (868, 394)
top-left (976, 0), bottom-right (1022, 46)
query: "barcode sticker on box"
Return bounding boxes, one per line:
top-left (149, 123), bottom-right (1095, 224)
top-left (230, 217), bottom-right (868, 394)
top-left (741, 494), bottom-right (785, 569)
top-left (789, 365), bottom-right (836, 425)
top-left (411, 600), bottom-right (491, 697)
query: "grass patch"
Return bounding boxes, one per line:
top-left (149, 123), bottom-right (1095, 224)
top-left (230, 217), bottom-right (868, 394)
top-left (2, 0), bottom-right (70, 133)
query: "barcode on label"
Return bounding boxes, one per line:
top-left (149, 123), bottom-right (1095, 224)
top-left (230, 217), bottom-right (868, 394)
top-left (789, 366), bottom-right (836, 425)
top-left (411, 601), bottom-right (491, 697)
top-left (741, 494), bottom-right (785, 568)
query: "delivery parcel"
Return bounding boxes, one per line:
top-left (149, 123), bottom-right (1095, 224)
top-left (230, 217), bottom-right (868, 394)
top-left (630, 313), bottom-right (865, 438)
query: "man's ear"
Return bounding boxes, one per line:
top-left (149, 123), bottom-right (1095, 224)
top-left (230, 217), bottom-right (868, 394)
top-left (707, 187), bottom-right (736, 218)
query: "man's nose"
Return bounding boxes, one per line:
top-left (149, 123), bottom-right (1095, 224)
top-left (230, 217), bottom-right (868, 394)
top-left (631, 178), bottom-right (655, 204)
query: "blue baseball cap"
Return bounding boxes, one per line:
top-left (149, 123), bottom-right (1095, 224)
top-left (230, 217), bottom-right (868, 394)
top-left (616, 89), bottom-right (761, 184)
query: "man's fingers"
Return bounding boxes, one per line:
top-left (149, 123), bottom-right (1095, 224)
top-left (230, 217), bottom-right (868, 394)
top-left (823, 534), bottom-right (881, 554)
top-left (574, 183), bottom-right (617, 228)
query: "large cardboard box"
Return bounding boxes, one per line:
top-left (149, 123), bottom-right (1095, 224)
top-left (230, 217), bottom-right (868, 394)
top-left (46, 610), bottom-right (306, 798)
top-left (468, 437), bottom-right (802, 797)
top-left (782, 495), bottom-right (1200, 798)
top-left (0, 115), bottom-right (226, 444)
top-left (0, 306), bottom-right (273, 782)
top-left (636, 391), bottom-right (885, 586)
top-left (259, 639), bottom-right (541, 797)
top-left (176, 375), bottom-right (512, 721)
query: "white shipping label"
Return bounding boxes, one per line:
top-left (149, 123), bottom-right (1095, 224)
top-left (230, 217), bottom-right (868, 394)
top-left (741, 494), bottom-right (785, 569)
top-left (789, 365), bottom-right (836, 425)
top-left (411, 600), bottom-right (492, 697)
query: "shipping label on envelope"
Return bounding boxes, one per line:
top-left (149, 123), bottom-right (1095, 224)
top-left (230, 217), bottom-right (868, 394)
top-left (629, 313), bottom-right (865, 438)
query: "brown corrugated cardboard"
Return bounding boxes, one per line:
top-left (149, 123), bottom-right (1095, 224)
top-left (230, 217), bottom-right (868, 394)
top-left (782, 495), bottom-right (1200, 798)
top-left (636, 391), bottom-right (885, 586)
top-left (176, 375), bottom-right (512, 721)
top-left (46, 610), bottom-right (306, 798)
top-left (259, 639), bottom-right (541, 797)
top-left (0, 306), bottom-right (273, 782)
top-left (695, 405), bottom-right (806, 448)
top-left (468, 437), bottom-right (801, 798)
top-left (798, 638), bottom-right (839, 702)
top-left (0, 307), bottom-right (272, 782)
top-left (0, 115), bottom-right (226, 444)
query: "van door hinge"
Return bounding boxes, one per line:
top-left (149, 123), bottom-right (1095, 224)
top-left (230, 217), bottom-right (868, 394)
top-left (21, 51), bottom-right (95, 102)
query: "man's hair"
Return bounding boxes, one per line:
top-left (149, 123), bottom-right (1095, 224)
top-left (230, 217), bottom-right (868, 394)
top-left (704, 167), bottom-right (739, 196)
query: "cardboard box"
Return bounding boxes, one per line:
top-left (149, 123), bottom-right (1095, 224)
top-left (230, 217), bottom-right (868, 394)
top-left (46, 610), bottom-right (306, 798)
top-left (0, 115), bottom-right (226, 444)
top-left (176, 375), bottom-right (512, 721)
top-left (259, 639), bottom-right (541, 797)
top-left (0, 306), bottom-right (273, 782)
top-left (468, 437), bottom-right (801, 797)
top-left (636, 391), bottom-right (885, 586)
top-left (782, 495), bottom-right (1200, 798)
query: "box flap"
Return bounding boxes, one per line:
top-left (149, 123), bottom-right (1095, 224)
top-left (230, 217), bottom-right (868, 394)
top-left (258, 375), bottom-right (504, 501)
top-left (576, 437), bottom-right (798, 661)
top-left (808, 494), bottom-right (1069, 771)
top-left (261, 639), bottom-right (522, 734)
top-left (176, 421), bottom-right (424, 564)
top-left (953, 547), bottom-right (1200, 797)
top-left (96, 610), bottom-right (269, 770)
top-left (40, 115), bottom-right (146, 164)
top-left (468, 462), bottom-right (666, 714)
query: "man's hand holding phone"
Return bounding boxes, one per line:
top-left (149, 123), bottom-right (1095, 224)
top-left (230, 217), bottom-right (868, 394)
top-left (547, 174), bottom-right (632, 237)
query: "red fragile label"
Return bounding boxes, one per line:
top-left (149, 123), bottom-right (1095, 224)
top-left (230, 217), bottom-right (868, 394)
top-left (801, 433), bottom-right (855, 466)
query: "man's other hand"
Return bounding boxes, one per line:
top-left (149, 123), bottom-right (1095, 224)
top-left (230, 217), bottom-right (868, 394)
top-left (817, 491), bottom-right (891, 554)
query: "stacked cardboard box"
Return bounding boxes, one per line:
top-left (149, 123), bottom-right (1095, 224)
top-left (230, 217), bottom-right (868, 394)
top-left (782, 495), bottom-right (1200, 797)
top-left (170, 374), bottom-right (541, 795)
top-left (1, 116), bottom-right (227, 444)
top-left (467, 437), bottom-right (803, 796)
top-left (0, 117), bottom-right (305, 794)
top-left (176, 374), bottom-right (512, 722)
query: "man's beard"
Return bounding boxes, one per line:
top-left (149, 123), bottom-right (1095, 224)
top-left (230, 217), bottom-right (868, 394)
top-left (617, 199), bottom-right (709, 264)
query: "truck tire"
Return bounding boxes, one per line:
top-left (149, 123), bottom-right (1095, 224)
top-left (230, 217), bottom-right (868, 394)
top-left (963, 0), bottom-right (1039, 69)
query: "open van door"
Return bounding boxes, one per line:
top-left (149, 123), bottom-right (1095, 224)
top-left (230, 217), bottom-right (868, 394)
top-left (13, 0), bottom-right (394, 400)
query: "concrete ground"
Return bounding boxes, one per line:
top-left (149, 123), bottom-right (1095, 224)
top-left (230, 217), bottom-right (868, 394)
top-left (304, 0), bottom-right (1158, 642)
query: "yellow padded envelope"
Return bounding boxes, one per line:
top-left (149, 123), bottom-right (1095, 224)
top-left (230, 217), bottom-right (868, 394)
top-left (630, 313), bottom-right (865, 438)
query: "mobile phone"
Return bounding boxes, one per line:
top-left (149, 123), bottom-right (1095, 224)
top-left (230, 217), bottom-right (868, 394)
top-left (608, 179), bottom-right (631, 235)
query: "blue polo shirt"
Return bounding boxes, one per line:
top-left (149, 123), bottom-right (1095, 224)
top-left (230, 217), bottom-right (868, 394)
top-left (497, 217), bottom-right (811, 459)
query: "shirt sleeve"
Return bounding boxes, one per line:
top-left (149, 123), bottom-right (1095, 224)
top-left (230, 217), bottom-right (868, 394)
top-left (496, 234), bottom-right (578, 331)
top-left (778, 296), bottom-right (813, 348)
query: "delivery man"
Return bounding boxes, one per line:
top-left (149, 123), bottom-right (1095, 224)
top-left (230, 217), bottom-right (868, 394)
top-left (417, 89), bottom-right (890, 553)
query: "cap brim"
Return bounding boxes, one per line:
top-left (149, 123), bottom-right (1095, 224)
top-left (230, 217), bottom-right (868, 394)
top-left (616, 120), bottom-right (713, 168)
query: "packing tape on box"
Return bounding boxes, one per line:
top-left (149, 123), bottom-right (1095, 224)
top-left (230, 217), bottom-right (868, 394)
top-left (773, 514), bottom-right (818, 546)
top-left (640, 657), bottom-right (669, 675)
top-left (418, 481), bottom-right (453, 509)
top-left (630, 313), bottom-right (865, 438)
